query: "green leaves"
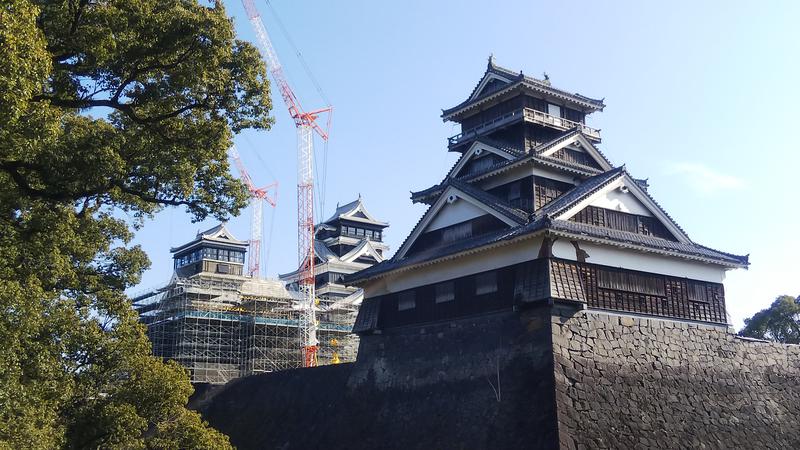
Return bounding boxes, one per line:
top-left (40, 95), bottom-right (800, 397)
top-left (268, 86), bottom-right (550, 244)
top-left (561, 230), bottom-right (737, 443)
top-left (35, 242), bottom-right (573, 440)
top-left (739, 295), bottom-right (800, 344)
top-left (1, 0), bottom-right (273, 448)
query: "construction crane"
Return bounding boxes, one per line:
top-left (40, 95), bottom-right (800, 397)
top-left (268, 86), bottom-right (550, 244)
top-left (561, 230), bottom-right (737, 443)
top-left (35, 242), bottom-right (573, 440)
top-left (230, 145), bottom-right (278, 278)
top-left (240, 0), bottom-right (331, 367)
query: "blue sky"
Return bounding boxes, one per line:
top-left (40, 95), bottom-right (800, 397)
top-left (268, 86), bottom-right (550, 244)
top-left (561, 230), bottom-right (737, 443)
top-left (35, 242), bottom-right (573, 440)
top-left (130, 1), bottom-right (800, 327)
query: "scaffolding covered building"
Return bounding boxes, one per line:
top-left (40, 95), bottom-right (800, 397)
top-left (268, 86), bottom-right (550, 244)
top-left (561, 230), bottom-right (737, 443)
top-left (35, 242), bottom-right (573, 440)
top-left (133, 224), bottom-right (360, 384)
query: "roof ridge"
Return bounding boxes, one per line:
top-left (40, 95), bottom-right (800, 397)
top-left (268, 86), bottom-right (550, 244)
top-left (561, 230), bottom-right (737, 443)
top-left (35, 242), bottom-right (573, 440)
top-left (534, 166), bottom-right (625, 219)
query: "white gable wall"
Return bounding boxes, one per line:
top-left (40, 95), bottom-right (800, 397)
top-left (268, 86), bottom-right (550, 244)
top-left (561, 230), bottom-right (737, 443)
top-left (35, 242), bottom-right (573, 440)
top-left (426, 200), bottom-right (488, 231)
top-left (589, 188), bottom-right (652, 216)
top-left (551, 239), bottom-right (726, 283)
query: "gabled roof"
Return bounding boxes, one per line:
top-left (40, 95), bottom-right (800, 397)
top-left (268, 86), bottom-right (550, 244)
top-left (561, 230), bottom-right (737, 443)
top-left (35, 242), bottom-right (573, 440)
top-left (395, 179), bottom-right (528, 260)
top-left (411, 130), bottom-right (607, 205)
top-left (533, 128), bottom-right (613, 170)
top-left (170, 223), bottom-right (248, 254)
top-left (446, 140), bottom-right (521, 180)
top-left (339, 239), bottom-right (386, 264)
top-left (442, 58), bottom-right (605, 121)
top-left (314, 239), bottom-right (339, 263)
top-left (323, 196), bottom-right (388, 227)
top-left (537, 167), bottom-right (691, 243)
top-left (347, 166), bottom-right (748, 285)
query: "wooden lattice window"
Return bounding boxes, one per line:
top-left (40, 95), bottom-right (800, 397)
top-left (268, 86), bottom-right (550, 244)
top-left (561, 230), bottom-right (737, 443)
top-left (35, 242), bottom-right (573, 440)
top-left (687, 281), bottom-right (709, 303)
top-left (570, 206), bottom-right (677, 241)
top-left (534, 177), bottom-right (572, 210)
top-left (597, 269), bottom-right (666, 296)
top-left (475, 271), bottom-right (498, 295)
top-left (435, 281), bottom-right (455, 303)
top-left (398, 291), bottom-right (416, 311)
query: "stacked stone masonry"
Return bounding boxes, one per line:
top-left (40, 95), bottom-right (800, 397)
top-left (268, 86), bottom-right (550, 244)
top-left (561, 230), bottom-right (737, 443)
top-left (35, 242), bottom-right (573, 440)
top-left (199, 305), bottom-right (800, 449)
top-left (552, 307), bottom-right (800, 450)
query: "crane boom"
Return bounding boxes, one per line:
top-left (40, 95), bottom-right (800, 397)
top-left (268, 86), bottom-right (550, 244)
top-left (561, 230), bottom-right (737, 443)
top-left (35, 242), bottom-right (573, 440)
top-left (230, 145), bottom-right (277, 278)
top-left (240, 0), bottom-right (330, 367)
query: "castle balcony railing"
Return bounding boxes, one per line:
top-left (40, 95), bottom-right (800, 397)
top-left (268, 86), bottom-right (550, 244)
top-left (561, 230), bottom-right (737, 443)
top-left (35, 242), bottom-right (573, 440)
top-left (448, 107), bottom-right (601, 147)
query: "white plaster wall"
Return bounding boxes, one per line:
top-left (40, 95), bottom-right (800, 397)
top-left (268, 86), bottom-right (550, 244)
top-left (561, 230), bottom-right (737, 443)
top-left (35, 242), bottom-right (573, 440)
top-left (551, 239), bottom-right (726, 283)
top-left (426, 200), bottom-right (487, 231)
top-left (363, 236), bottom-right (544, 296)
top-left (589, 188), bottom-right (652, 216)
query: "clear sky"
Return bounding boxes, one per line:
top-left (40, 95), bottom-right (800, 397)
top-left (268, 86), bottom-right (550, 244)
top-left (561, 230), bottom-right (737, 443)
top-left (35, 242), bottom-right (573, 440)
top-left (130, 0), bottom-right (800, 328)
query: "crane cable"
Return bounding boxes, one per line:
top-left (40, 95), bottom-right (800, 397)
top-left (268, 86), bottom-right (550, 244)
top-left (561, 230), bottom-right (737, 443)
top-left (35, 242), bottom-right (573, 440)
top-left (262, 0), bottom-right (331, 218)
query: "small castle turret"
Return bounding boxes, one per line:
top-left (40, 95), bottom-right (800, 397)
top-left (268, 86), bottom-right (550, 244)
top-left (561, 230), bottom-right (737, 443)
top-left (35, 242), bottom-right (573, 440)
top-left (170, 223), bottom-right (248, 277)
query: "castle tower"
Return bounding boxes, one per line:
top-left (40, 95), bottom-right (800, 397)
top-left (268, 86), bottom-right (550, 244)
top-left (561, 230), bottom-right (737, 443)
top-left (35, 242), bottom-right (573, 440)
top-left (170, 223), bottom-right (248, 278)
top-left (347, 59), bottom-right (748, 336)
top-left (280, 196), bottom-right (389, 301)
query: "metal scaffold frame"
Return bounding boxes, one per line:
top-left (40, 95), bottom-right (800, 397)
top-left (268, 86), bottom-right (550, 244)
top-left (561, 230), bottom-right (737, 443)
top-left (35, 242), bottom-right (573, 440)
top-left (134, 275), bottom-right (358, 384)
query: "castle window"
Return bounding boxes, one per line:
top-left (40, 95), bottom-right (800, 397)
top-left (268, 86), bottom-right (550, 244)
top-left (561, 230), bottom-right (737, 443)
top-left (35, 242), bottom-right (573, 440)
top-left (442, 221), bottom-right (472, 243)
top-left (435, 281), bottom-right (455, 303)
top-left (597, 269), bottom-right (665, 296)
top-left (508, 182), bottom-right (521, 202)
top-left (475, 271), bottom-right (498, 295)
top-left (547, 103), bottom-right (562, 118)
top-left (687, 281), bottom-right (709, 303)
top-left (398, 291), bottom-right (416, 311)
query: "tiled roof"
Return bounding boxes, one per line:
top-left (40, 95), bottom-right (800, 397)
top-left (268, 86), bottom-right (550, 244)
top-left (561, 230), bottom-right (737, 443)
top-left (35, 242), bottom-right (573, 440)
top-left (411, 131), bottom-right (606, 205)
top-left (443, 59), bottom-right (605, 119)
top-left (448, 178), bottom-right (529, 224)
top-left (348, 166), bottom-right (748, 284)
top-left (545, 219), bottom-right (749, 266)
top-left (533, 167), bottom-right (625, 219)
top-left (323, 197), bottom-right (388, 226)
top-left (475, 137), bottom-right (527, 157)
top-left (533, 128), bottom-right (614, 168)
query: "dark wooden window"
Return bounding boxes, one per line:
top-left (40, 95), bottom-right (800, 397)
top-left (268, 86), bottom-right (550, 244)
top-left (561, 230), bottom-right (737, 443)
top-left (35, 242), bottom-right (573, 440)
top-left (366, 258), bottom-right (727, 331)
top-left (687, 281), bottom-right (709, 302)
top-left (407, 215), bottom-right (506, 256)
top-left (572, 260), bottom-right (727, 324)
top-left (550, 147), bottom-right (602, 169)
top-left (597, 268), bottom-right (666, 296)
top-left (442, 221), bottom-right (472, 242)
top-left (475, 271), bottom-right (498, 295)
top-left (571, 206), bottom-right (676, 240)
top-left (398, 291), bottom-right (415, 311)
top-left (435, 281), bottom-right (455, 303)
top-left (564, 107), bottom-right (584, 123)
top-left (463, 154), bottom-right (501, 175)
top-left (487, 176), bottom-right (534, 212)
top-left (534, 177), bottom-right (573, 210)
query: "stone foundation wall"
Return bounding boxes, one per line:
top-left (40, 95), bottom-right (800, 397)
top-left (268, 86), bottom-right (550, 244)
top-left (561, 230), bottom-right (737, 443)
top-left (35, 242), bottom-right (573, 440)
top-left (199, 304), bottom-right (800, 449)
top-left (201, 308), bottom-right (560, 450)
top-left (551, 306), bottom-right (800, 450)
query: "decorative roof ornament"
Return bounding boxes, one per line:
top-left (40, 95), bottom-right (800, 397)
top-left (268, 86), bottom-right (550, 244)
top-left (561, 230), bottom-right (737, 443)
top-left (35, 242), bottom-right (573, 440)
top-left (542, 72), bottom-right (551, 86)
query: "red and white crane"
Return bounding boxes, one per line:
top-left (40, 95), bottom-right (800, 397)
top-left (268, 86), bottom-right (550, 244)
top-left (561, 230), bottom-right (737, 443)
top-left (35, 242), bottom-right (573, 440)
top-left (229, 145), bottom-right (277, 278)
top-left (240, 0), bottom-right (331, 367)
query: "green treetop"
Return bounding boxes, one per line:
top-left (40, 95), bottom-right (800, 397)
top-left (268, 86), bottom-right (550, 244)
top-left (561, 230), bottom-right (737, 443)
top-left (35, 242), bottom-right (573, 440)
top-left (739, 295), bottom-right (800, 344)
top-left (0, 0), bottom-right (273, 448)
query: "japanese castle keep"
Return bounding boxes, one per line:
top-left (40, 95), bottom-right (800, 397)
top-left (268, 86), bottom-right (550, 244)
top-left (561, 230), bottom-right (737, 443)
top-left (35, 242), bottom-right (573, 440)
top-left (199, 59), bottom-right (800, 450)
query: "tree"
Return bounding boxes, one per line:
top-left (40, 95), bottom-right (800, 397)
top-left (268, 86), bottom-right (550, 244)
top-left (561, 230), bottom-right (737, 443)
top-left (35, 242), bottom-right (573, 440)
top-left (0, 1), bottom-right (272, 448)
top-left (739, 295), bottom-right (800, 344)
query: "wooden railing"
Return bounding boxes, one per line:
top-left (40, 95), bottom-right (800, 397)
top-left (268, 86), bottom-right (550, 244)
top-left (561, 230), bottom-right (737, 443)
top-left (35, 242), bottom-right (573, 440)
top-left (448, 108), bottom-right (601, 146)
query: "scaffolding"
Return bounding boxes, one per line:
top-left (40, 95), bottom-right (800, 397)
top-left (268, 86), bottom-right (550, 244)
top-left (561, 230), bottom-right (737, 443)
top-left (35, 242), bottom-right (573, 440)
top-left (133, 274), bottom-right (360, 384)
